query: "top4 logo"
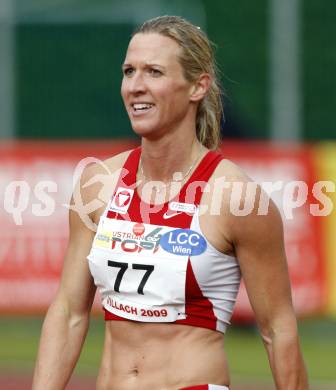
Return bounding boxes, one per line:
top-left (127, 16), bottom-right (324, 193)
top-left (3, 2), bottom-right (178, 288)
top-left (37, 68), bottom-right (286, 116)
top-left (106, 224), bottom-right (163, 254)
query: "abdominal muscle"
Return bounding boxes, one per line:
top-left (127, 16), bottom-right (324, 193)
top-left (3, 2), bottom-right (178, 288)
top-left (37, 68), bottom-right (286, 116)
top-left (96, 320), bottom-right (230, 390)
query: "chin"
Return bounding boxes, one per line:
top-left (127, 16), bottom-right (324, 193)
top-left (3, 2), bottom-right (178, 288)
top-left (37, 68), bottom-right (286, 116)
top-left (131, 123), bottom-right (161, 139)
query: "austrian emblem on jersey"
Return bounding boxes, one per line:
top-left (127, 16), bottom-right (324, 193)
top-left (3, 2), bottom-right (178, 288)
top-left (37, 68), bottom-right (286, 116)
top-left (109, 187), bottom-right (134, 214)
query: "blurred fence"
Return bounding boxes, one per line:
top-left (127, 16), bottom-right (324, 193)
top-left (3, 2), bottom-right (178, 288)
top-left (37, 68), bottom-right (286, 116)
top-left (0, 0), bottom-right (335, 140)
top-left (1, 140), bottom-right (335, 319)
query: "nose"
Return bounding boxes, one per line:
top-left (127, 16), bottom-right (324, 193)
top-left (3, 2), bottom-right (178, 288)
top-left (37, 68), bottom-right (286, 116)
top-left (125, 72), bottom-right (146, 95)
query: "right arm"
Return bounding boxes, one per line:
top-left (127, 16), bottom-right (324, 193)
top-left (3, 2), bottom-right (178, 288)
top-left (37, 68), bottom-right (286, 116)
top-left (32, 151), bottom-right (131, 389)
top-left (32, 199), bottom-right (97, 389)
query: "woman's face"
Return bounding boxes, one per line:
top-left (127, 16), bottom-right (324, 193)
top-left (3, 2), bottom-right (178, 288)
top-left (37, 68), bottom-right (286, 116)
top-left (121, 33), bottom-right (195, 139)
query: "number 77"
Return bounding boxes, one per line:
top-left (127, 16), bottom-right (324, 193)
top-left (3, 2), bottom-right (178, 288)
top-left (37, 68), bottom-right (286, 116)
top-left (107, 260), bottom-right (155, 295)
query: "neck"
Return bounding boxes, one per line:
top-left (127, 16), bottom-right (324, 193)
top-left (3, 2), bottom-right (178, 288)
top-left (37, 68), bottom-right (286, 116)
top-left (140, 135), bottom-right (204, 183)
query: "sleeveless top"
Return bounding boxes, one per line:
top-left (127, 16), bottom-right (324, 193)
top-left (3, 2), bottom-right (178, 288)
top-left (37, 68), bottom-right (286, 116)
top-left (87, 147), bottom-right (241, 333)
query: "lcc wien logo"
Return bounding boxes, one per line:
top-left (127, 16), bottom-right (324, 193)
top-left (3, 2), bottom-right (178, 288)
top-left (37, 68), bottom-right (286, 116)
top-left (110, 187), bottom-right (134, 214)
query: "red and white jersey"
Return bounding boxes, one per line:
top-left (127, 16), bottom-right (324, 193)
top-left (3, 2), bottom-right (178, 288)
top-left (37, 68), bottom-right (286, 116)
top-left (87, 148), bottom-right (241, 333)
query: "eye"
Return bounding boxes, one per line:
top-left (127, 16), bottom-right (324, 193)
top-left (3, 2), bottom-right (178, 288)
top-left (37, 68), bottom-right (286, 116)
top-left (123, 67), bottom-right (134, 76)
top-left (149, 68), bottom-right (162, 77)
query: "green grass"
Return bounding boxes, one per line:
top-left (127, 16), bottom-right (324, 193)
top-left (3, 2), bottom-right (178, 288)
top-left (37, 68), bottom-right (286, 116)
top-left (0, 316), bottom-right (335, 386)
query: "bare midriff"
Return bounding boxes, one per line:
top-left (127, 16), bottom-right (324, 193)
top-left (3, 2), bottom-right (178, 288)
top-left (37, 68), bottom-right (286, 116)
top-left (96, 321), bottom-right (230, 390)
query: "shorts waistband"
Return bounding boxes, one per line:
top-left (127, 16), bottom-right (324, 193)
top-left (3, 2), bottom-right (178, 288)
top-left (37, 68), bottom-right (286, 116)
top-left (179, 385), bottom-right (229, 390)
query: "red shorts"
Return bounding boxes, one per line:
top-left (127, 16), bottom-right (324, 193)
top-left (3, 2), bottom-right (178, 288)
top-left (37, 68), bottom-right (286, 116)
top-left (180, 385), bottom-right (229, 390)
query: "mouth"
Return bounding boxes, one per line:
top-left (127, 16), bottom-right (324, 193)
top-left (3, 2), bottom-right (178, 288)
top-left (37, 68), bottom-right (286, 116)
top-left (131, 103), bottom-right (155, 116)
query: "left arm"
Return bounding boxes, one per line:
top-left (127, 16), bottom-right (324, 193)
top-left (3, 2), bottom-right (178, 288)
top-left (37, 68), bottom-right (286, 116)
top-left (227, 183), bottom-right (309, 389)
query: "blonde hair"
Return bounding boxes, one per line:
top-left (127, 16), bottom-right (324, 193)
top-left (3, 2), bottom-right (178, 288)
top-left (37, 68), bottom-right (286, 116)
top-left (134, 15), bottom-right (223, 150)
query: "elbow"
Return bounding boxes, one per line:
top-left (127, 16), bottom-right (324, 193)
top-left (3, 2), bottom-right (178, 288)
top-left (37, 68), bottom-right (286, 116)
top-left (259, 309), bottom-right (299, 342)
top-left (47, 295), bottom-right (91, 332)
top-left (260, 328), bottom-right (273, 348)
top-left (68, 311), bottom-right (90, 331)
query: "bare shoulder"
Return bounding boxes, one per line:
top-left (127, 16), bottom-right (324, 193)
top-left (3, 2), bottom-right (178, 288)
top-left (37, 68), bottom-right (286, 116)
top-left (78, 149), bottom-right (131, 198)
top-left (71, 149), bottom-right (133, 226)
top-left (209, 157), bottom-right (258, 215)
top-left (214, 158), bottom-right (252, 183)
top-left (211, 157), bottom-right (283, 245)
top-left (81, 149), bottom-right (131, 182)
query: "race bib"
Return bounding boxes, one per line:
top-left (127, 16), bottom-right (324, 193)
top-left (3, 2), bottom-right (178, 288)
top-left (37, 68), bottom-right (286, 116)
top-left (88, 217), bottom-right (190, 322)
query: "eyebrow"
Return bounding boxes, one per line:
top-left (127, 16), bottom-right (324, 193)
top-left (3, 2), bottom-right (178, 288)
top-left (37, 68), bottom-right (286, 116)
top-left (122, 63), bottom-right (165, 69)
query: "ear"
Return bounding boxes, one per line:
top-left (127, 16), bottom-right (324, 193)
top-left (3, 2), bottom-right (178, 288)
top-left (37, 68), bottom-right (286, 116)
top-left (189, 73), bottom-right (212, 102)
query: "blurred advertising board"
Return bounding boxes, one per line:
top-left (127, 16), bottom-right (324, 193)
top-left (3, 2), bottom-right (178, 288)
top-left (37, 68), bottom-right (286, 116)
top-left (0, 140), bottom-right (138, 314)
top-left (314, 143), bottom-right (336, 317)
top-left (0, 140), bottom-right (331, 319)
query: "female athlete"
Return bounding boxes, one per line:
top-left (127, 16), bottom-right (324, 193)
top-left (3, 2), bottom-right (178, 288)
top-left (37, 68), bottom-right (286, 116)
top-left (33, 16), bottom-right (309, 390)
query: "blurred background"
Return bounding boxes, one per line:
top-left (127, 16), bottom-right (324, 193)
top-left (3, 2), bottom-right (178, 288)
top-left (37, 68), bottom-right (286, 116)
top-left (0, 0), bottom-right (335, 389)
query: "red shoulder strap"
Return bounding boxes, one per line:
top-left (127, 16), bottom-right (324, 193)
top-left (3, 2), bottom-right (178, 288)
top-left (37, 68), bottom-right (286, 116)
top-left (178, 150), bottom-right (224, 206)
top-left (106, 148), bottom-right (224, 223)
top-left (117, 147), bottom-right (141, 188)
